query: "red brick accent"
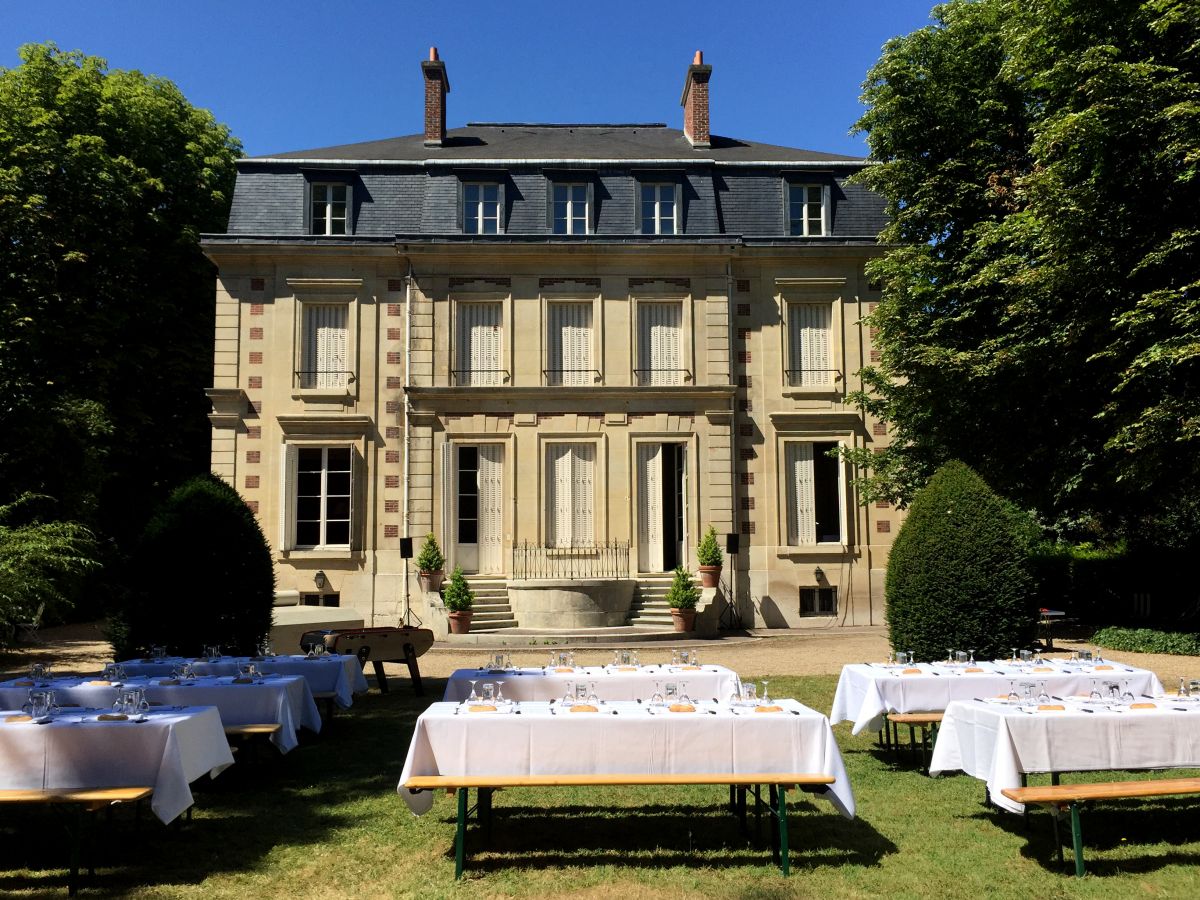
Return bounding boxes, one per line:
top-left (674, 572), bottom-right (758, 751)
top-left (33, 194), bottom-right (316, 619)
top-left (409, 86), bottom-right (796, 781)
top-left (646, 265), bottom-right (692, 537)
top-left (250, 278), bottom-right (265, 291)
top-left (872, 422), bottom-right (887, 436)
top-left (869, 326), bottom-right (880, 340)
top-left (876, 520), bottom-right (892, 533)
top-left (386, 352), bottom-right (401, 365)
top-left (870, 350), bottom-right (882, 362)
top-left (249, 327), bottom-right (263, 340)
top-left (244, 475), bottom-right (260, 489)
top-left (248, 400), bottom-right (262, 414)
top-left (388, 279), bottom-right (404, 292)
top-left (741, 496), bottom-right (755, 509)
top-left (246, 500), bottom-right (259, 514)
top-left (422, 52), bottom-right (449, 145)
top-left (387, 303), bottom-right (402, 316)
top-left (385, 500), bottom-right (399, 514)
top-left (384, 524), bottom-right (399, 539)
top-left (385, 475), bottom-right (400, 489)
top-left (385, 400), bottom-right (400, 414)
top-left (736, 279), bottom-right (750, 293)
top-left (741, 520), bottom-right (756, 534)
top-left (246, 450), bottom-right (260, 464)
top-left (385, 451), bottom-right (400, 464)
top-left (385, 426), bottom-right (400, 439)
top-left (681, 53), bottom-right (712, 147)
top-left (738, 375), bottom-right (753, 388)
top-left (386, 376), bottom-right (402, 389)
top-left (739, 424), bottom-right (753, 437)
top-left (248, 375), bottom-right (262, 389)
top-left (740, 472), bottom-right (754, 485)
top-left (249, 352), bottom-right (263, 365)
top-left (247, 426), bottom-right (261, 440)
top-left (387, 328), bottom-right (402, 341)
top-left (738, 351), bottom-right (752, 364)
top-left (250, 303), bottom-right (264, 315)
top-left (876, 500), bottom-right (890, 509)
top-left (868, 303), bottom-right (878, 313)
top-left (737, 303), bottom-right (751, 316)
top-left (740, 399), bottom-right (752, 412)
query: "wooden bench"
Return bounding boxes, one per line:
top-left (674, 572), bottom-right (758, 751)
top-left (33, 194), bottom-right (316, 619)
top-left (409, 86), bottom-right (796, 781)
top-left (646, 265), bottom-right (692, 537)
top-left (224, 723), bottom-right (282, 760)
top-left (1002, 777), bottom-right (1200, 875)
top-left (312, 691), bottom-right (337, 720)
top-left (402, 772), bottom-right (836, 879)
top-left (0, 787), bottom-right (152, 895)
top-left (882, 712), bottom-right (943, 773)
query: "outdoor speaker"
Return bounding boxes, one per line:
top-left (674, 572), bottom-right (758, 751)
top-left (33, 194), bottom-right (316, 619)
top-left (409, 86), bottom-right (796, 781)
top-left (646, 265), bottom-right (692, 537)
top-left (725, 533), bottom-right (740, 555)
top-left (399, 537), bottom-right (413, 559)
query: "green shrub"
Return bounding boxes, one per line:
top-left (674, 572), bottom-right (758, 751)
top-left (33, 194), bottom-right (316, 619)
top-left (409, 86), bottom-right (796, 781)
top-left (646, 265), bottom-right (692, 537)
top-left (114, 474), bottom-right (274, 657)
top-left (886, 461), bottom-right (1039, 661)
top-left (1092, 627), bottom-right (1200, 656)
top-left (443, 566), bottom-right (474, 612)
top-left (666, 566), bottom-right (699, 610)
top-left (697, 525), bottom-right (723, 567)
top-left (415, 532), bottom-right (445, 573)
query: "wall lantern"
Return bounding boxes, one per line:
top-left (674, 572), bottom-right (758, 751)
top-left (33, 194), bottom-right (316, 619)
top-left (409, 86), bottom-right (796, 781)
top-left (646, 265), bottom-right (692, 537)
top-left (314, 570), bottom-right (327, 591)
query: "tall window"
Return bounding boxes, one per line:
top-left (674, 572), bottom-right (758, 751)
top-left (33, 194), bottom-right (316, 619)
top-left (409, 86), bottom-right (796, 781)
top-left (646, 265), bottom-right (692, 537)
top-left (553, 183), bottom-right (589, 234)
top-left (294, 447), bottom-right (352, 548)
top-left (546, 443), bottom-right (594, 547)
top-left (455, 302), bottom-right (504, 385)
top-left (640, 183), bottom-right (676, 235)
top-left (300, 303), bottom-right (349, 389)
top-left (546, 302), bottom-right (593, 385)
top-left (786, 302), bottom-right (833, 387)
top-left (311, 183), bottom-right (349, 235)
top-left (463, 183), bottom-right (502, 234)
top-left (788, 184), bottom-right (824, 236)
top-left (785, 441), bottom-right (843, 545)
top-left (636, 301), bottom-right (684, 385)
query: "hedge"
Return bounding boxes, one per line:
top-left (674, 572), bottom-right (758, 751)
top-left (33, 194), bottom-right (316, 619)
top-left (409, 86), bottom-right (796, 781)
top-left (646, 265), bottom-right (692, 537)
top-left (1091, 627), bottom-right (1200, 657)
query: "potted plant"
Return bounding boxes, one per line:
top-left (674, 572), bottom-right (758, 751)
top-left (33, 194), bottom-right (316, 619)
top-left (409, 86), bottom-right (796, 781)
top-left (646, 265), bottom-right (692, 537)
top-left (415, 532), bottom-right (446, 593)
top-left (696, 525), bottom-right (724, 588)
top-left (443, 566), bottom-right (475, 634)
top-left (665, 565), bottom-right (699, 632)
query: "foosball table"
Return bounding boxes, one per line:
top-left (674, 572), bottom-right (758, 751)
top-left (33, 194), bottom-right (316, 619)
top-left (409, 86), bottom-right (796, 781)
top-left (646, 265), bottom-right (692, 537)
top-left (300, 626), bottom-right (434, 695)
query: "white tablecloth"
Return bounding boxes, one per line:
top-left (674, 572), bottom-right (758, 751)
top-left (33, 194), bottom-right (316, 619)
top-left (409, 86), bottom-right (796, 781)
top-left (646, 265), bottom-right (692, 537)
top-left (830, 661), bottom-right (1165, 734)
top-left (929, 699), bottom-right (1200, 813)
top-left (0, 705), bottom-right (234, 823)
top-left (443, 664), bottom-right (742, 703)
top-left (0, 674), bottom-right (320, 753)
top-left (117, 655), bottom-right (369, 708)
top-left (397, 698), bottom-right (855, 819)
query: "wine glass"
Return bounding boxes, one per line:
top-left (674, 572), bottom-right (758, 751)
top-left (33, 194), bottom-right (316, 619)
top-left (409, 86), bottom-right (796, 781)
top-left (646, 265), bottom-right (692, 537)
top-left (495, 681), bottom-right (506, 704)
top-left (650, 681), bottom-right (665, 706)
top-left (1089, 680), bottom-right (1102, 701)
top-left (1010, 647), bottom-right (1018, 664)
top-left (678, 681), bottom-right (692, 706)
top-left (1180, 677), bottom-right (1190, 698)
top-left (947, 648), bottom-right (954, 664)
top-left (1036, 681), bottom-right (1050, 704)
top-left (587, 681), bottom-right (598, 705)
top-left (968, 649), bottom-right (976, 665)
top-left (1007, 680), bottom-right (1019, 702)
top-left (466, 680), bottom-right (479, 702)
top-left (728, 680), bottom-right (743, 705)
top-left (1121, 680), bottom-right (1134, 704)
top-left (760, 680), bottom-right (771, 705)
top-left (562, 683), bottom-right (575, 708)
top-left (671, 650), bottom-right (680, 666)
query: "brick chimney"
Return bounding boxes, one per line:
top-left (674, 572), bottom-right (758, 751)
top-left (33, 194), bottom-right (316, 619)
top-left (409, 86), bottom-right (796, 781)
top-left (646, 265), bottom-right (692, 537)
top-left (422, 47), bottom-right (450, 147)
top-left (680, 50), bottom-right (712, 149)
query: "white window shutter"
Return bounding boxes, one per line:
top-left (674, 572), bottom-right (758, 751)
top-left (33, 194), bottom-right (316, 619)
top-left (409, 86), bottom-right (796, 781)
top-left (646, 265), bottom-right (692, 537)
top-left (550, 303), bottom-right (591, 385)
top-left (279, 444), bottom-right (298, 551)
top-left (787, 443), bottom-right (815, 545)
top-left (638, 303), bottom-right (681, 385)
top-left (637, 443), bottom-right (663, 571)
top-left (573, 444), bottom-right (594, 545)
top-left (303, 304), bottom-right (348, 389)
top-left (791, 303), bottom-right (831, 387)
top-left (478, 445), bottom-right (504, 571)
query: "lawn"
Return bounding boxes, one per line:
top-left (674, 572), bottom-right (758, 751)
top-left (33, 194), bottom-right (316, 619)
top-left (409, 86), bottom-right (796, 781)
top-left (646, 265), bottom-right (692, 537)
top-left (2, 675), bottom-right (1198, 898)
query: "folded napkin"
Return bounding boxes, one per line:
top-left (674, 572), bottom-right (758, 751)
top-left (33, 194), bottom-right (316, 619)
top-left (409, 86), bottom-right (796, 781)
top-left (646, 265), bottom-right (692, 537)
top-left (468, 704), bottom-right (497, 713)
top-left (1037, 704), bottom-right (1066, 711)
top-left (97, 713), bottom-right (128, 721)
top-left (11, 680), bottom-right (34, 687)
top-left (84, 680), bottom-right (113, 686)
top-left (679, 666), bottom-right (702, 671)
top-left (1130, 702), bottom-right (1157, 709)
top-left (231, 677), bottom-right (254, 684)
top-left (1093, 665), bottom-right (1114, 671)
top-left (1032, 667), bottom-right (1054, 673)
top-left (569, 704), bottom-right (599, 713)
top-left (964, 667), bottom-right (985, 673)
top-left (755, 705), bottom-right (784, 713)
top-left (157, 679), bottom-right (181, 686)
top-left (4, 714), bottom-right (33, 723)
top-left (615, 666), bottom-right (638, 672)
top-left (901, 668), bottom-right (922, 675)
top-left (554, 667), bottom-right (575, 673)
top-left (669, 703), bottom-right (696, 713)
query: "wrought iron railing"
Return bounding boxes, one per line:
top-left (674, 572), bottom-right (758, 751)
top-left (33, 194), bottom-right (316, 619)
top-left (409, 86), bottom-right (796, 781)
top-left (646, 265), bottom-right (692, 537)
top-left (512, 540), bottom-right (629, 580)
top-left (785, 368), bottom-right (841, 388)
top-left (633, 368), bottom-right (691, 386)
top-left (543, 368), bottom-right (601, 386)
top-left (294, 370), bottom-right (356, 389)
top-left (451, 369), bottom-right (510, 386)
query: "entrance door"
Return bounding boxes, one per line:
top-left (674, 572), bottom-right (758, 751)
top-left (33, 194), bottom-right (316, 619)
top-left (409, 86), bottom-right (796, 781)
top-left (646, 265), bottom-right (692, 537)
top-left (456, 444), bottom-right (504, 574)
top-left (637, 443), bottom-right (686, 572)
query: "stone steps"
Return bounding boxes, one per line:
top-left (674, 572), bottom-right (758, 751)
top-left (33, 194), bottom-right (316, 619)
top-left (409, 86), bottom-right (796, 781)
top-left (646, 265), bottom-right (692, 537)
top-left (626, 575), bottom-right (686, 627)
top-left (464, 576), bottom-right (517, 632)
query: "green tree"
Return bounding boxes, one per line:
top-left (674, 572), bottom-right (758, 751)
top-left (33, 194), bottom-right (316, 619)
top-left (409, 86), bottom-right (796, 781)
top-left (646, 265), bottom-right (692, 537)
top-left (0, 43), bottom-right (241, 549)
top-left (849, 1), bottom-right (1200, 549)
top-left (886, 461), bottom-right (1038, 662)
top-left (115, 475), bottom-right (274, 657)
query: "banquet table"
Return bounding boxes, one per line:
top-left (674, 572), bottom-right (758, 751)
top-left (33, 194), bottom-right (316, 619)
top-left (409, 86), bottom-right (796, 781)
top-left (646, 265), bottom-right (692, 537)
top-left (830, 660), bottom-right (1165, 735)
top-left (397, 697), bottom-right (855, 819)
top-left (928, 697), bottom-right (1200, 813)
top-left (0, 705), bottom-right (234, 823)
top-left (443, 663), bottom-right (742, 703)
top-left (117, 654), bottom-right (369, 709)
top-left (0, 674), bottom-right (320, 753)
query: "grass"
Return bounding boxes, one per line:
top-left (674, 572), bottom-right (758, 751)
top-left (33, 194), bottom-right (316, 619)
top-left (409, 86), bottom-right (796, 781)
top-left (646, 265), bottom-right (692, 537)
top-left (2, 675), bottom-right (1199, 897)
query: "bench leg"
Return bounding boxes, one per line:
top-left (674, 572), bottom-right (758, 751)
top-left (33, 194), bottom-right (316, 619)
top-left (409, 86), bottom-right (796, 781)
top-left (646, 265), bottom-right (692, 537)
top-left (1051, 805), bottom-right (1064, 864)
top-left (479, 787), bottom-right (494, 844)
top-left (455, 787), bottom-right (468, 879)
top-left (68, 805), bottom-right (82, 897)
top-left (768, 785), bottom-right (779, 867)
top-left (777, 785), bottom-right (791, 876)
top-left (1070, 802), bottom-right (1085, 877)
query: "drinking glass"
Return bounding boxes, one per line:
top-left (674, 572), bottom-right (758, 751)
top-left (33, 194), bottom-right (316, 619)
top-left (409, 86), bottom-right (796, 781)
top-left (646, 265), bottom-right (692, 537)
top-left (548, 652), bottom-right (557, 669)
top-left (1107, 682), bottom-right (1120, 701)
top-left (1022, 683), bottom-right (1034, 704)
top-left (567, 651), bottom-right (575, 667)
top-left (631, 650), bottom-right (640, 667)
top-left (955, 650), bottom-right (967, 664)
top-left (587, 681), bottom-right (598, 705)
top-left (679, 650), bottom-right (691, 665)
top-left (495, 681), bottom-right (506, 703)
top-left (907, 650), bottom-right (915, 666)
top-left (1093, 647), bottom-right (1103, 662)
top-left (760, 680), bottom-right (772, 705)
top-left (968, 649), bottom-right (976, 665)
top-left (1180, 677), bottom-right (1190, 698)
top-left (665, 682), bottom-right (678, 702)
top-left (650, 681), bottom-right (665, 706)
top-left (886, 650), bottom-right (895, 666)
top-left (671, 650), bottom-right (680, 666)
top-left (482, 683), bottom-right (495, 703)
top-left (1089, 680), bottom-right (1102, 701)
top-left (1010, 647), bottom-right (1018, 664)
top-left (691, 650), bottom-right (700, 667)
top-left (467, 680), bottom-right (479, 702)
top-left (613, 650), bottom-right (622, 666)
top-left (1007, 681), bottom-right (1019, 702)
top-left (1120, 680), bottom-right (1134, 704)
top-left (1036, 682), bottom-right (1050, 704)
top-left (562, 683), bottom-right (575, 708)
top-left (678, 682), bottom-right (692, 705)
top-left (728, 681), bottom-right (743, 705)
top-left (1020, 649), bottom-right (1032, 662)
top-left (576, 682), bottom-right (588, 702)
top-left (741, 681), bottom-right (757, 704)
top-left (947, 648), bottom-right (954, 664)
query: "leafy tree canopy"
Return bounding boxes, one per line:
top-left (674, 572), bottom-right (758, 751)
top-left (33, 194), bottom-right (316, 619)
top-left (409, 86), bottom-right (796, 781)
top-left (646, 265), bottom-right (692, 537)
top-left (850, 0), bottom-right (1200, 549)
top-left (0, 43), bottom-right (241, 548)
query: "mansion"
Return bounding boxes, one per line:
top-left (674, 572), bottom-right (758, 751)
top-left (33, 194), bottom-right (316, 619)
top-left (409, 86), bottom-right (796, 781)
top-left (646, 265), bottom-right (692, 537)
top-left (202, 50), bottom-right (900, 636)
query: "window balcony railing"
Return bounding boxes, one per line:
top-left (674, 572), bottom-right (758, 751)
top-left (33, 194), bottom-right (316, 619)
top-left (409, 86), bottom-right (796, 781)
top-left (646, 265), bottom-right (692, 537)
top-left (633, 368), bottom-right (692, 386)
top-left (542, 369), bottom-right (601, 386)
top-left (785, 368), bottom-right (841, 388)
top-left (451, 369), bottom-right (510, 386)
top-left (294, 370), bottom-right (356, 389)
top-left (512, 540), bottom-right (629, 580)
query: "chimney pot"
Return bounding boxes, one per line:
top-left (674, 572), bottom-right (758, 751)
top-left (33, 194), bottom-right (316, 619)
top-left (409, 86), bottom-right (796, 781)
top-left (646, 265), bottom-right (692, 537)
top-left (680, 51), bottom-right (712, 149)
top-left (421, 50), bottom-right (450, 147)
top-left (430, 46), bottom-right (439, 62)
top-left (693, 50), bottom-right (703, 65)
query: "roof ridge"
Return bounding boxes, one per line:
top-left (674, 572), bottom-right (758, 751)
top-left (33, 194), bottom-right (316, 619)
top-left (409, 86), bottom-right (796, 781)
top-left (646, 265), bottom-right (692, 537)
top-left (464, 122), bottom-right (668, 129)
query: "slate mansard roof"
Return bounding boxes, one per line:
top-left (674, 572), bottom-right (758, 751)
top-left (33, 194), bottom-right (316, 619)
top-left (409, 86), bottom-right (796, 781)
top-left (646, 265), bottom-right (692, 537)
top-left (219, 124), bottom-right (887, 242)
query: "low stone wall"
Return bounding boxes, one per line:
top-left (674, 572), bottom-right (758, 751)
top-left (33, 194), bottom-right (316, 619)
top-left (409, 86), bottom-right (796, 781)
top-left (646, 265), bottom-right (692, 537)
top-left (508, 579), bottom-right (635, 629)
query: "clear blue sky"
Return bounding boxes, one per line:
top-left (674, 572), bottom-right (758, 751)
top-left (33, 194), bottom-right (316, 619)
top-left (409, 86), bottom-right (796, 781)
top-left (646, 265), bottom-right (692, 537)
top-left (3, 1), bottom-right (937, 158)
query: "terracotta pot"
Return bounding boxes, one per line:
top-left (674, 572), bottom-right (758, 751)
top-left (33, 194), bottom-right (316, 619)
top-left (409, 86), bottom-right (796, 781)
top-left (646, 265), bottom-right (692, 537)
top-left (670, 608), bottom-right (697, 633)
top-left (418, 570), bottom-right (444, 593)
top-left (448, 610), bottom-right (473, 635)
top-left (698, 565), bottom-right (722, 589)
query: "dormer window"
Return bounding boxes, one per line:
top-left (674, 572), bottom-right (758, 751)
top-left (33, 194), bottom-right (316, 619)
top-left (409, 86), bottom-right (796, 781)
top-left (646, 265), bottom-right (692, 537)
top-left (552, 183), bottom-right (590, 234)
top-left (463, 182), bottom-right (503, 234)
top-left (310, 183), bottom-right (350, 235)
top-left (788, 183), bottom-right (827, 236)
top-left (640, 183), bottom-right (677, 235)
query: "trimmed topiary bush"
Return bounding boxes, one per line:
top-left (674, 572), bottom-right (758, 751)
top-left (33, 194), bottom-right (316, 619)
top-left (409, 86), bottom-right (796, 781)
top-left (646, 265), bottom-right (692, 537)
top-left (114, 474), bottom-right (275, 657)
top-left (442, 566), bottom-right (474, 612)
top-left (666, 566), bottom-right (700, 610)
top-left (886, 461), bottom-right (1039, 662)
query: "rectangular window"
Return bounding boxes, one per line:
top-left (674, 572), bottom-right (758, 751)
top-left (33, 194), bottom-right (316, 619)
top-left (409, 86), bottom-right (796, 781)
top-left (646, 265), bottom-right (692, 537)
top-left (301, 592), bottom-right (341, 608)
top-left (311, 183), bottom-right (349, 235)
top-left (547, 302), bottom-right (593, 385)
top-left (800, 586), bottom-right (837, 615)
top-left (463, 183), bottom-right (502, 234)
top-left (455, 302), bottom-right (503, 385)
top-left (787, 302), bottom-right (833, 387)
top-left (457, 446), bottom-right (479, 544)
top-left (553, 183), bottom-right (589, 234)
top-left (636, 301), bottom-right (683, 385)
top-left (786, 441), bottom-right (843, 545)
top-left (546, 443), bottom-right (594, 547)
top-left (640, 183), bottom-right (676, 235)
top-left (788, 184), bottom-right (824, 236)
top-left (294, 447), bottom-right (352, 548)
top-left (300, 303), bottom-right (349, 389)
